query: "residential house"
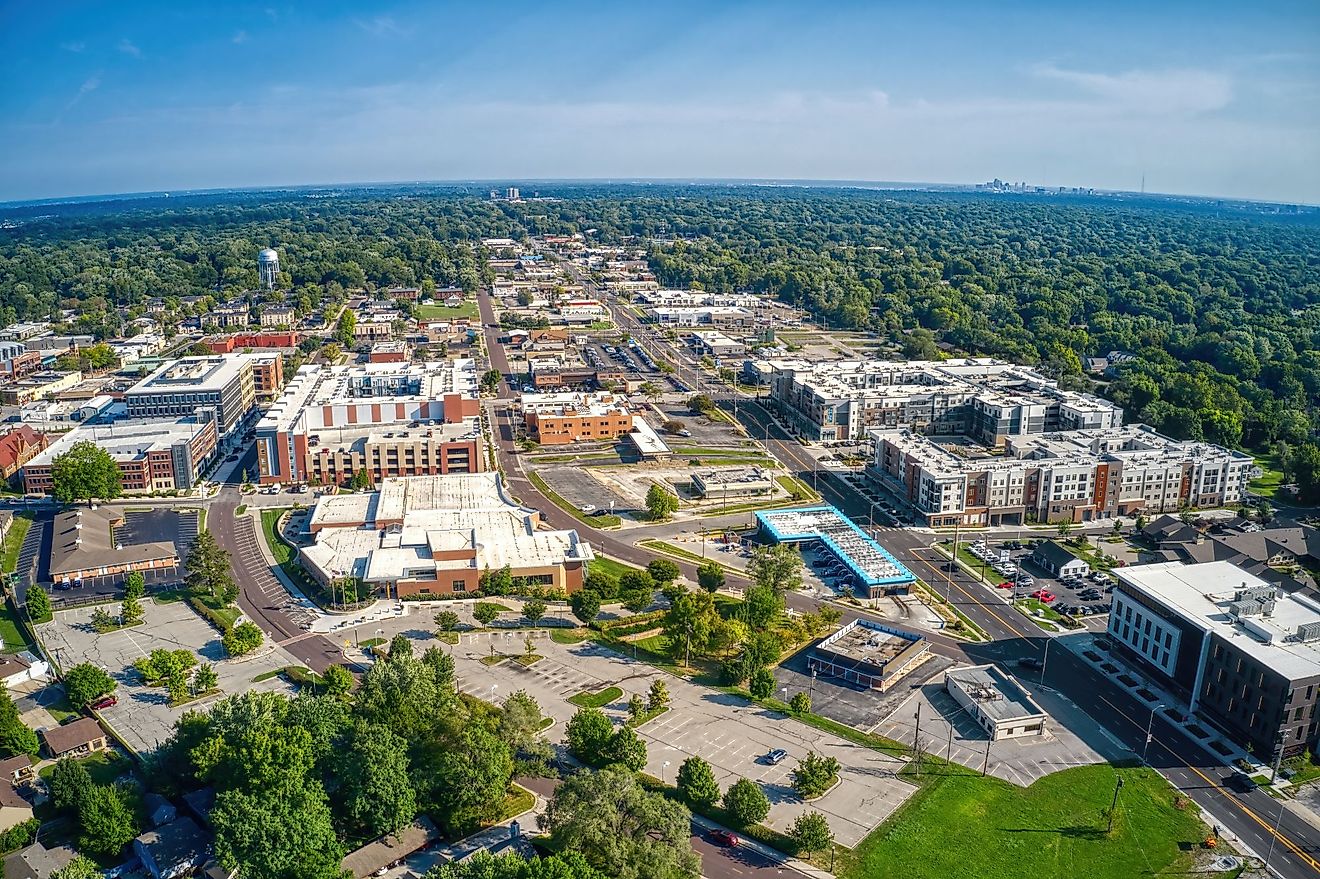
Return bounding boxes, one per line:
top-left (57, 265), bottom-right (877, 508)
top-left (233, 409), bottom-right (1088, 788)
top-left (1032, 541), bottom-right (1091, 578)
top-left (0, 756), bottom-right (36, 788)
top-left (0, 427), bottom-right (48, 482)
top-left (134, 816), bottom-right (211, 879)
top-left (3, 843), bottom-right (77, 879)
top-left (0, 652), bottom-right (50, 689)
top-left (40, 717), bottom-right (109, 759)
top-left (0, 783), bottom-right (33, 834)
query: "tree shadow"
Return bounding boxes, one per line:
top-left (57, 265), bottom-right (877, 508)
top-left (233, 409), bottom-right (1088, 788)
top-left (1002, 824), bottom-right (1111, 841)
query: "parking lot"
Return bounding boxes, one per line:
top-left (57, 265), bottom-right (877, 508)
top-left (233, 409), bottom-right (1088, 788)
top-left (874, 666), bottom-right (1132, 786)
top-left (960, 538), bottom-right (1115, 622)
top-left (534, 465), bottom-right (632, 515)
top-left (429, 628), bottom-right (917, 846)
top-left (37, 598), bottom-right (299, 752)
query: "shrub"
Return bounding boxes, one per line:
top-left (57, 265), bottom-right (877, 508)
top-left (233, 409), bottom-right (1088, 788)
top-left (722, 778), bottom-right (770, 826)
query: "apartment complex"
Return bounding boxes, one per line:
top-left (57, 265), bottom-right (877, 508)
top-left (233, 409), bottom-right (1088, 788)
top-left (256, 360), bottom-right (481, 486)
top-left (300, 473), bottom-right (593, 598)
top-left (23, 415), bottom-right (219, 495)
top-left (753, 357), bottom-right (1122, 443)
top-left (246, 352), bottom-right (285, 401)
top-left (1110, 561), bottom-right (1320, 760)
top-left (519, 391), bottom-right (635, 445)
top-left (871, 425), bottom-right (1252, 527)
top-left (125, 356), bottom-right (256, 433)
top-left (0, 371), bottom-right (82, 405)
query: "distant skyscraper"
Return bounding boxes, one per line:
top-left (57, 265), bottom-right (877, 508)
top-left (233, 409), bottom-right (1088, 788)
top-left (506, 187), bottom-right (520, 200)
top-left (258, 248), bottom-right (280, 290)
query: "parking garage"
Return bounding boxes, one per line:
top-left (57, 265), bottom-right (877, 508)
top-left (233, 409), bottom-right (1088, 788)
top-left (756, 505), bottom-right (916, 596)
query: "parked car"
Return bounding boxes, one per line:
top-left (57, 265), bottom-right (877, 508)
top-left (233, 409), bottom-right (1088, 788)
top-left (996, 581), bottom-right (1015, 590)
top-left (764, 748), bottom-right (788, 765)
top-left (91, 695), bottom-right (117, 710)
top-left (1030, 589), bottom-right (1056, 603)
top-left (1017, 657), bottom-right (1043, 671)
top-left (709, 829), bottom-right (740, 847)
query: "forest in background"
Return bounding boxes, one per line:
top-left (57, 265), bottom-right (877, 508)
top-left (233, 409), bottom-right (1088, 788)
top-left (3, 183), bottom-right (1320, 496)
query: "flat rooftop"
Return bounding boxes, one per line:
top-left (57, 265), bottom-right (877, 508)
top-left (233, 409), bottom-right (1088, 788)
top-left (817, 619), bottom-right (919, 666)
top-left (693, 466), bottom-right (774, 487)
top-left (127, 356), bottom-right (246, 394)
top-left (945, 665), bottom-right (1047, 724)
top-left (1116, 561), bottom-right (1320, 679)
top-left (306, 420), bottom-right (480, 452)
top-left (260, 360), bottom-right (477, 432)
top-left (28, 417), bottom-right (212, 467)
top-left (757, 505), bottom-right (915, 588)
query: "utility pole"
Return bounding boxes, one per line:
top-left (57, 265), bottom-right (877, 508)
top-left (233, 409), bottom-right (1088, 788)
top-left (1106, 777), bottom-right (1125, 833)
top-left (1271, 731), bottom-right (1287, 784)
top-left (981, 735), bottom-right (992, 776)
top-left (913, 702), bottom-right (923, 777)
top-left (946, 719), bottom-right (955, 762)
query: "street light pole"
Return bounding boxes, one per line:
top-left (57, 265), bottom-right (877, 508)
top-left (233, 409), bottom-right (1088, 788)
top-left (1142, 703), bottom-right (1165, 763)
top-left (1039, 636), bottom-right (1053, 683)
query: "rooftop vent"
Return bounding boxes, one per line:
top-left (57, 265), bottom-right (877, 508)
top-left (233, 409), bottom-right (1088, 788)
top-left (1294, 622), bottom-right (1320, 643)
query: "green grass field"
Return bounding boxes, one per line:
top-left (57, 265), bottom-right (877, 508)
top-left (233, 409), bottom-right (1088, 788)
top-left (587, 555), bottom-right (643, 580)
top-left (416, 301), bottom-right (479, 320)
top-left (0, 514), bottom-right (32, 574)
top-left (37, 751), bottom-right (129, 787)
top-left (0, 601), bottom-right (31, 652)
top-left (567, 685), bottom-right (622, 709)
top-left (843, 764), bottom-right (1222, 879)
top-left (1249, 450), bottom-right (1286, 500)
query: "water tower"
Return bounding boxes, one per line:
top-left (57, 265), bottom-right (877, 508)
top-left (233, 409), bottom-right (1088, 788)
top-left (258, 248), bottom-right (280, 290)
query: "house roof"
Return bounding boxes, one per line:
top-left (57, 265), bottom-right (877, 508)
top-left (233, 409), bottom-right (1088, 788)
top-left (0, 783), bottom-right (29, 810)
top-left (1141, 514), bottom-right (1193, 542)
top-left (0, 755), bottom-right (32, 778)
top-left (0, 654), bottom-right (31, 680)
top-left (48, 507), bottom-right (177, 579)
top-left (3, 843), bottom-right (76, 879)
top-left (340, 818), bottom-right (437, 878)
top-left (0, 426), bottom-right (44, 472)
top-left (135, 815), bottom-right (209, 872)
top-left (1034, 540), bottom-right (1084, 568)
top-left (40, 717), bottom-right (106, 755)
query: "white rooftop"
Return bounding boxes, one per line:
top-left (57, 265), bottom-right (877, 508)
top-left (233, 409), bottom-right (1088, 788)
top-left (1116, 561), bottom-right (1320, 680)
top-left (27, 417), bottom-right (212, 467)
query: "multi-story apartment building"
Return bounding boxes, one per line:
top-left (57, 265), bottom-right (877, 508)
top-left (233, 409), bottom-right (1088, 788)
top-left (871, 425), bottom-right (1253, 526)
top-left (245, 352), bottom-right (284, 402)
top-left (520, 391), bottom-right (635, 445)
top-left (124, 356), bottom-right (256, 434)
top-left (754, 357), bottom-right (1122, 443)
top-left (22, 414), bottom-right (219, 494)
top-left (256, 360), bottom-right (481, 486)
top-left (1110, 561), bottom-right (1320, 761)
top-left (260, 305), bottom-right (297, 328)
top-left (0, 371), bottom-right (83, 405)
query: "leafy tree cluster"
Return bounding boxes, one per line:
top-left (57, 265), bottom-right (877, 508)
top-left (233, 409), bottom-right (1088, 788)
top-left (49, 441), bottom-right (122, 505)
top-left (63, 663), bottom-right (116, 708)
top-left (184, 531), bottom-right (237, 606)
top-left (565, 708), bottom-right (647, 771)
top-left (48, 757), bottom-right (140, 860)
top-left (0, 691), bottom-right (39, 757)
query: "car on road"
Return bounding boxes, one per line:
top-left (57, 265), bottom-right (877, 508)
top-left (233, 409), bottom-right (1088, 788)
top-left (91, 695), bottom-right (118, 710)
top-left (763, 748), bottom-right (788, 765)
top-left (1017, 657), bottom-right (1043, 671)
top-left (1030, 589), bottom-right (1056, 603)
top-left (708, 829), bottom-right (740, 847)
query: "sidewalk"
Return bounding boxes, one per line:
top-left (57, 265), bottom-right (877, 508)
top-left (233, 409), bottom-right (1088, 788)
top-left (689, 813), bottom-right (835, 879)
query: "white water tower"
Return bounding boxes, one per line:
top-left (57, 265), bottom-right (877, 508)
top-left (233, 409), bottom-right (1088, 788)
top-left (258, 248), bottom-right (280, 290)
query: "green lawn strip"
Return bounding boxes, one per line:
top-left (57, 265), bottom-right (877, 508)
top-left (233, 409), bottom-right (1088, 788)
top-left (908, 579), bottom-right (989, 642)
top-left (626, 705), bottom-right (669, 728)
top-left (474, 600), bottom-right (507, 619)
top-left (259, 508), bottom-right (329, 600)
top-left (528, 453), bottom-right (622, 465)
top-left (775, 473), bottom-right (820, 503)
top-left (1249, 450), bottom-right (1285, 499)
top-left (513, 653), bottom-right (543, 667)
top-left (436, 631), bottom-right (460, 645)
top-left (0, 514), bottom-right (33, 574)
top-left (282, 666), bottom-right (326, 689)
top-left (480, 654), bottom-right (514, 666)
top-left (169, 687), bottom-right (222, 708)
top-left (843, 763), bottom-right (1224, 879)
top-left (498, 783), bottom-right (535, 820)
top-left (189, 596), bottom-right (240, 633)
top-left (0, 600), bottom-right (32, 652)
top-left (637, 539), bottom-right (740, 573)
top-left (527, 472), bottom-right (622, 529)
top-left (567, 685), bottom-right (623, 709)
top-left (252, 669), bottom-right (282, 683)
top-left (630, 632), bottom-right (669, 655)
top-left (359, 637), bottom-right (387, 649)
top-left (1283, 753), bottom-right (1320, 786)
top-left (151, 588), bottom-right (188, 604)
top-left (416, 301), bottom-right (479, 319)
top-left (45, 691), bottom-right (80, 723)
top-left (588, 555), bottom-right (643, 580)
top-left (37, 751), bottom-right (130, 787)
top-left (550, 628), bottom-right (591, 644)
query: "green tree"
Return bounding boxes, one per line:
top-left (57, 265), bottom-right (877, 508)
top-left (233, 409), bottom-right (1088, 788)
top-left (48, 757), bottom-right (92, 811)
top-left (122, 571), bottom-right (145, 601)
top-left (76, 782), bottom-right (140, 859)
top-left (639, 381), bottom-right (663, 403)
top-left (748, 667), bottom-right (776, 699)
top-left (49, 440), bottom-right (123, 505)
top-left (24, 586), bottom-right (51, 623)
top-left (0, 691), bottom-right (39, 757)
top-left (185, 531), bottom-right (237, 604)
top-left (722, 778), bottom-right (770, 827)
top-left (1056, 519), bottom-right (1074, 540)
top-left (606, 726), bottom-right (648, 771)
top-left (696, 561), bottom-right (725, 593)
top-left (789, 691), bottom-right (811, 714)
top-left (212, 775), bottom-right (344, 879)
top-left (340, 721), bottom-right (418, 839)
top-left (350, 468), bottom-right (372, 491)
top-left (790, 812), bottom-right (834, 858)
top-left (687, 395), bottom-right (715, 414)
top-left (63, 663), bottom-right (116, 708)
top-left (647, 680), bottom-right (669, 712)
top-left (423, 850), bottom-right (607, 879)
top-left (743, 585), bottom-right (783, 630)
top-left (323, 664), bottom-right (354, 698)
top-left (50, 856), bottom-right (100, 879)
top-left (523, 598), bottom-right (547, 625)
top-left (647, 558), bottom-right (681, 584)
top-left (676, 756), bottom-right (720, 809)
top-left (120, 594), bottom-right (143, 625)
top-left (790, 752), bottom-right (841, 799)
top-left (389, 633), bottom-right (414, 661)
top-left (541, 766), bottom-right (700, 879)
top-left (428, 724), bottom-right (514, 834)
top-left (571, 590), bottom-right (601, 624)
top-left (480, 369), bottom-right (503, 394)
top-left (645, 484), bottom-right (679, 521)
top-left (434, 610), bottom-right (460, 632)
top-left (663, 591), bottom-right (718, 665)
top-left (473, 602), bottom-right (500, 626)
top-left (222, 621), bottom-right (263, 657)
top-left (747, 544), bottom-right (802, 595)
top-left (627, 694), bottom-right (645, 724)
top-left (335, 309), bottom-right (357, 347)
top-left (193, 663), bottom-right (219, 694)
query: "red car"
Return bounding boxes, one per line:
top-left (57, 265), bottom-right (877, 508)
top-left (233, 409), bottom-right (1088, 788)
top-left (996, 581), bottom-right (1015, 590)
top-left (1030, 589), bottom-right (1056, 603)
top-left (709, 829), bottom-right (740, 847)
top-left (91, 695), bottom-right (117, 710)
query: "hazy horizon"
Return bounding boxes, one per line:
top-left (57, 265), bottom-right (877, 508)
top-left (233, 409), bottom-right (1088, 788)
top-left (2, 0), bottom-right (1317, 203)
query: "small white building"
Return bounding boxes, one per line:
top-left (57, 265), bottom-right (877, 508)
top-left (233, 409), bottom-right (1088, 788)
top-left (0, 651), bottom-right (50, 689)
top-left (945, 665), bottom-right (1047, 740)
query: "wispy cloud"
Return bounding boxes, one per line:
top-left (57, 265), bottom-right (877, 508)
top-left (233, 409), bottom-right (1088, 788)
top-left (118, 38), bottom-right (142, 58)
top-left (232, 30), bottom-right (249, 45)
top-left (353, 16), bottom-right (410, 37)
top-left (62, 72), bottom-right (102, 115)
top-left (60, 41), bottom-right (85, 53)
top-left (1031, 63), bottom-right (1232, 115)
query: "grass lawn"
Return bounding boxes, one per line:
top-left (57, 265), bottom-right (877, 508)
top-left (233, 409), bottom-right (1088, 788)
top-left (630, 632), bottom-right (669, 655)
top-left (843, 764), bottom-right (1222, 879)
top-left (0, 600), bottom-right (32, 653)
top-left (587, 555), bottom-right (643, 581)
top-left (567, 685), bottom-right (623, 709)
top-left (359, 637), bottom-right (386, 649)
top-left (38, 751), bottom-right (130, 787)
top-left (1249, 450), bottom-right (1286, 499)
top-left (775, 473), bottom-right (820, 503)
top-left (626, 705), bottom-right (669, 728)
top-left (0, 513), bottom-right (32, 574)
top-left (45, 691), bottom-right (80, 723)
top-left (416, 301), bottom-right (479, 320)
top-left (497, 783), bottom-right (535, 821)
top-left (637, 538), bottom-right (739, 573)
top-left (550, 628), bottom-right (591, 644)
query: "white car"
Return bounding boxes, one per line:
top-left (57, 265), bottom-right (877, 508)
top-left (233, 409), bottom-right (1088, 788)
top-left (580, 504), bottom-right (596, 513)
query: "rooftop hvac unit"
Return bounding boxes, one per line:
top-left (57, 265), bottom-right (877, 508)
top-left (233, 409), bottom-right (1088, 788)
top-left (1228, 599), bottom-right (1262, 618)
top-left (1235, 585), bottom-right (1277, 603)
top-left (1294, 622), bottom-right (1320, 643)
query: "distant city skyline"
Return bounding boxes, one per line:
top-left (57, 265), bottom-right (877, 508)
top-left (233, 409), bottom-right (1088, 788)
top-left (1, 1), bottom-right (1317, 203)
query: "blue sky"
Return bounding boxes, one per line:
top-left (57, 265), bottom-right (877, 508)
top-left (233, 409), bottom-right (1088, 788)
top-left (1, 1), bottom-right (1317, 202)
